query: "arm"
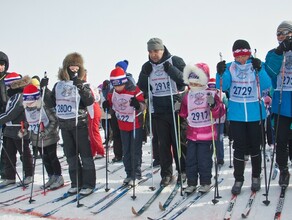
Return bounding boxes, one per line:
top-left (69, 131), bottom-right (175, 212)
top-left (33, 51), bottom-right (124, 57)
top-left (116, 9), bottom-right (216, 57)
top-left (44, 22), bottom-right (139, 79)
top-left (0, 94), bottom-right (23, 125)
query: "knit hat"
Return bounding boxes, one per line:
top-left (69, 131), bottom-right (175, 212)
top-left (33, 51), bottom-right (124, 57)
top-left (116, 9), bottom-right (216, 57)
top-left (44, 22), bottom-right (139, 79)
top-left (232, 39), bottom-right (252, 57)
top-left (183, 63), bottom-right (210, 87)
top-left (115, 60), bottom-right (129, 72)
top-left (4, 72), bottom-right (22, 86)
top-left (31, 78), bottom-right (40, 87)
top-left (147, 38), bottom-right (164, 51)
top-left (23, 84), bottom-right (41, 102)
top-left (277, 20), bottom-right (292, 32)
top-left (110, 68), bottom-right (128, 86)
top-left (207, 78), bottom-right (216, 89)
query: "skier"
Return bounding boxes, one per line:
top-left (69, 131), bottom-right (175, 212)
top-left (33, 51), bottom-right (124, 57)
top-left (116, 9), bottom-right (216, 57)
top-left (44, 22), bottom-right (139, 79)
top-left (103, 67), bottom-right (146, 185)
top-left (137, 37), bottom-right (186, 186)
top-left (0, 72), bottom-right (33, 186)
top-left (22, 84), bottom-right (64, 189)
top-left (216, 39), bottom-right (271, 195)
top-left (180, 63), bottom-right (225, 193)
top-left (265, 20), bottom-right (292, 187)
top-left (40, 52), bottom-right (96, 195)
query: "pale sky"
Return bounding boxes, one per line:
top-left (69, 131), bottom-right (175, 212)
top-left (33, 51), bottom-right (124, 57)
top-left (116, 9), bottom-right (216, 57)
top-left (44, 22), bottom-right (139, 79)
top-left (1, 0), bottom-right (291, 88)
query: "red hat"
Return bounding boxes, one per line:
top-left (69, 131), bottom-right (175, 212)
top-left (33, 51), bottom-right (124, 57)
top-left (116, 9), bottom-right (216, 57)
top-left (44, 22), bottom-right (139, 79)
top-left (110, 68), bottom-right (128, 86)
top-left (23, 84), bottom-right (41, 102)
top-left (4, 72), bottom-right (22, 86)
top-left (208, 78), bottom-right (216, 89)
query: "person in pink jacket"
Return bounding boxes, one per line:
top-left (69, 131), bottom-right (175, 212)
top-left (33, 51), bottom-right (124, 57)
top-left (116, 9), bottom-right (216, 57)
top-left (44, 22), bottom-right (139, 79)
top-left (179, 63), bottom-right (225, 194)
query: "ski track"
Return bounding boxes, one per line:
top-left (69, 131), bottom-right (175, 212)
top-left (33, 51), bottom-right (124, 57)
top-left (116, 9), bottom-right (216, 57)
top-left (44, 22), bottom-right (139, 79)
top-left (0, 135), bottom-right (291, 219)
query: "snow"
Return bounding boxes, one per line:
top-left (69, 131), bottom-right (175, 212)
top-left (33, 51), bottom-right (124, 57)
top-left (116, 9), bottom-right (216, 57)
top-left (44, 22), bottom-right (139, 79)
top-left (0, 134), bottom-right (291, 220)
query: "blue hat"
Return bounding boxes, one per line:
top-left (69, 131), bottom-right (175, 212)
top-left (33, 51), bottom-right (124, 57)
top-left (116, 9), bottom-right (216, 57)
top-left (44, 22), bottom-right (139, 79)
top-left (115, 60), bottom-right (129, 72)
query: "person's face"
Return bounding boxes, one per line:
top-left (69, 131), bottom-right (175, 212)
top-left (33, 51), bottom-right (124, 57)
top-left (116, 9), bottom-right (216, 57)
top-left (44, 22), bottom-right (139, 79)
top-left (277, 29), bottom-right (292, 42)
top-left (69, 65), bottom-right (80, 73)
top-left (234, 55), bottom-right (250, 65)
top-left (114, 84), bottom-right (125, 92)
top-left (148, 50), bottom-right (164, 63)
top-left (0, 63), bottom-right (5, 73)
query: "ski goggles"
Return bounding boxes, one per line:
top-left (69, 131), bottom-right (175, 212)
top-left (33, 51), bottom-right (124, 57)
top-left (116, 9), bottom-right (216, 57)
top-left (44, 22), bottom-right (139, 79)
top-left (277, 30), bottom-right (291, 36)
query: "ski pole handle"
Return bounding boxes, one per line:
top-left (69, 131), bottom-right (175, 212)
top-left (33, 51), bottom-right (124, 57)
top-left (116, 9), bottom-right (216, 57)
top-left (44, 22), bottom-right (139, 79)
top-left (20, 121), bottom-right (25, 133)
top-left (40, 122), bottom-right (45, 132)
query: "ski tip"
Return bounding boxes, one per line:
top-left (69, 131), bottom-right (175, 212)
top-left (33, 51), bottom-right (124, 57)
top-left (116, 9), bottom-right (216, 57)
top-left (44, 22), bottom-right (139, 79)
top-left (241, 213), bottom-right (247, 218)
top-left (131, 206), bottom-right (138, 215)
top-left (158, 202), bottom-right (165, 211)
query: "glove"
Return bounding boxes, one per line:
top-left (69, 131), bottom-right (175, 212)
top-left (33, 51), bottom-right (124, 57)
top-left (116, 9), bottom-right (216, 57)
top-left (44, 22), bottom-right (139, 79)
top-left (216, 61), bottom-right (226, 75)
top-left (264, 96), bottom-right (272, 106)
top-left (40, 77), bottom-right (49, 88)
top-left (206, 93), bottom-right (215, 108)
top-left (102, 100), bottom-right (110, 111)
top-left (174, 101), bottom-right (181, 112)
top-left (130, 97), bottom-right (140, 110)
top-left (163, 61), bottom-right (172, 73)
top-left (275, 36), bottom-right (292, 55)
top-left (39, 131), bottom-right (46, 139)
top-left (18, 129), bottom-right (28, 139)
top-left (251, 57), bottom-right (262, 72)
top-left (73, 78), bottom-right (83, 90)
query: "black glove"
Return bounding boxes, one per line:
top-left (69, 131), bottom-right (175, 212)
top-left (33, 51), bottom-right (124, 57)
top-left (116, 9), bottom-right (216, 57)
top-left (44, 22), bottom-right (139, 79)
top-left (251, 57), bottom-right (262, 72)
top-left (206, 93), bottom-right (215, 108)
top-left (275, 36), bottom-right (292, 55)
top-left (130, 97), bottom-right (140, 110)
top-left (73, 78), bottom-right (83, 90)
top-left (40, 78), bottom-right (49, 88)
top-left (102, 100), bottom-right (110, 111)
top-left (163, 61), bottom-right (171, 73)
top-left (216, 61), bottom-right (226, 75)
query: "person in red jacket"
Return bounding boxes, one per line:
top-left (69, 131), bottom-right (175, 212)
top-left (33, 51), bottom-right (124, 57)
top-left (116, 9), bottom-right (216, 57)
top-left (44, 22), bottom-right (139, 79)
top-left (103, 67), bottom-right (146, 185)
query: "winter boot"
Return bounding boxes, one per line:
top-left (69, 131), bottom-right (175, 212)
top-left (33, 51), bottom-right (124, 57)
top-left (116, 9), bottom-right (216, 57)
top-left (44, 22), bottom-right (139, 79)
top-left (251, 177), bottom-right (261, 192)
top-left (67, 187), bottom-right (78, 194)
top-left (23, 176), bottom-right (33, 185)
top-left (0, 179), bottom-right (15, 187)
top-left (49, 175), bottom-right (64, 190)
top-left (231, 181), bottom-right (243, 195)
top-left (199, 184), bottom-right (211, 193)
top-left (279, 168), bottom-right (290, 187)
top-left (160, 176), bottom-right (172, 187)
top-left (79, 188), bottom-right (94, 196)
top-left (41, 175), bottom-right (57, 189)
top-left (184, 185), bottom-right (197, 194)
top-left (123, 177), bottom-right (132, 185)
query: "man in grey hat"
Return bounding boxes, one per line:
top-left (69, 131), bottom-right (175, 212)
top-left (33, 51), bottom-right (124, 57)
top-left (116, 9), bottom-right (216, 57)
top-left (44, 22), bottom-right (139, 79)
top-left (265, 20), bottom-right (292, 187)
top-left (137, 38), bottom-right (187, 187)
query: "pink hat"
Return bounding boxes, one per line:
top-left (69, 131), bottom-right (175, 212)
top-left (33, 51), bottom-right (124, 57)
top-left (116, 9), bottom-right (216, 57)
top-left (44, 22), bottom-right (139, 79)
top-left (183, 63), bottom-right (210, 86)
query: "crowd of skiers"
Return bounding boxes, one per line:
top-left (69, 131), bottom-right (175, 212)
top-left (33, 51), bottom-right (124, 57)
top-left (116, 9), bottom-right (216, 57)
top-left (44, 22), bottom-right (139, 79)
top-left (0, 20), bottom-right (292, 197)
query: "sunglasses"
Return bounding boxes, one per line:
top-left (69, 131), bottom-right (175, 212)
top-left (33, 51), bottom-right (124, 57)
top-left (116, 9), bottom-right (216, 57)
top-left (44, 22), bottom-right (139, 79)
top-left (277, 30), bottom-right (291, 36)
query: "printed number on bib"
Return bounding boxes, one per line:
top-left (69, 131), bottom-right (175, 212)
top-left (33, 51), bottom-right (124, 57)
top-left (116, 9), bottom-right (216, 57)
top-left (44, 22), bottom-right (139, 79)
top-left (191, 110), bottom-right (209, 121)
top-left (233, 86), bottom-right (252, 96)
top-left (57, 104), bottom-right (72, 113)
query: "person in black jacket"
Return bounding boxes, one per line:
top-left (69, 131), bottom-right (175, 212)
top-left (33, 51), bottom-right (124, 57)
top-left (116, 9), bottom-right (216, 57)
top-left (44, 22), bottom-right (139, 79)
top-left (40, 52), bottom-right (96, 195)
top-left (137, 38), bottom-right (186, 186)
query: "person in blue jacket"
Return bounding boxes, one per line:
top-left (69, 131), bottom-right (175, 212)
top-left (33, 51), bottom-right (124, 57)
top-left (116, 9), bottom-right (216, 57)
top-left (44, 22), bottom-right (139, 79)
top-left (265, 20), bottom-right (292, 187)
top-left (216, 39), bottom-right (271, 195)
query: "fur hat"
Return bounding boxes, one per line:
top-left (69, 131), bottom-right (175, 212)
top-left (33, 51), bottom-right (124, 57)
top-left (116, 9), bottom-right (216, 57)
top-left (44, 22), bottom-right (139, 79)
top-left (183, 63), bottom-right (210, 87)
top-left (208, 78), bottom-right (216, 89)
top-left (277, 20), bottom-right (292, 32)
top-left (232, 39), bottom-right (251, 57)
top-left (110, 68), bottom-right (128, 86)
top-left (115, 60), bottom-right (129, 72)
top-left (147, 38), bottom-right (164, 51)
top-left (4, 72), bottom-right (31, 89)
top-left (23, 84), bottom-right (41, 102)
top-left (58, 52), bottom-right (86, 81)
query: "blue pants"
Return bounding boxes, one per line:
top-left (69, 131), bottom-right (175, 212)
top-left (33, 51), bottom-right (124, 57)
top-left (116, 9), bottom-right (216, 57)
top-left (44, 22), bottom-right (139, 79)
top-left (186, 140), bottom-right (213, 185)
top-left (120, 127), bottom-right (142, 178)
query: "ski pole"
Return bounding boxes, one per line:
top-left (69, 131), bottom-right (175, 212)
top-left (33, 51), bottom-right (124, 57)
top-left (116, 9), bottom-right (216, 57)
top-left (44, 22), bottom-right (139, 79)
top-left (131, 108), bottom-right (137, 200)
top-left (105, 108), bottom-right (110, 192)
top-left (29, 71), bottom-right (47, 203)
top-left (20, 121), bottom-right (25, 189)
top-left (147, 77), bottom-right (155, 191)
top-left (168, 76), bottom-right (183, 196)
top-left (253, 50), bottom-right (270, 205)
top-left (40, 122), bottom-right (46, 195)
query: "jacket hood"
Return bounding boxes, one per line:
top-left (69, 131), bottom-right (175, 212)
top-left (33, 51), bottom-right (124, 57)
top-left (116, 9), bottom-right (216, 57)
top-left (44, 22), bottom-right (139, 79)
top-left (9, 75), bottom-right (31, 89)
top-left (0, 51), bottom-right (9, 72)
top-left (148, 46), bottom-right (172, 64)
top-left (58, 52), bottom-right (86, 81)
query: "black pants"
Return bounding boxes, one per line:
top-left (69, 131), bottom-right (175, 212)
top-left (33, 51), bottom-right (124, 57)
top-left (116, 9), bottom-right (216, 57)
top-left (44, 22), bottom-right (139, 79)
top-left (61, 126), bottom-right (96, 189)
top-left (38, 143), bottom-right (61, 176)
top-left (110, 113), bottom-right (123, 159)
top-left (3, 137), bottom-right (33, 180)
top-left (101, 118), bottom-right (112, 145)
top-left (230, 121), bottom-right (262, 181)
top-left (274, 114), bottom-right (292, 170)
top-left (152, 114), bottom-right (160, 162)
top-left (154, 113), bottom-right (186, 178)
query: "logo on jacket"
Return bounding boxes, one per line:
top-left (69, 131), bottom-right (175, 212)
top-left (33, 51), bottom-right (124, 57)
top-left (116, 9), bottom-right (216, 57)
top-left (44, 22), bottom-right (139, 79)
top-left (191, 92), bottom-right (205, 105)
top-left (113, 97), bottom-right (128, 111)
top-left (61, 85), bottom-right (74, 97)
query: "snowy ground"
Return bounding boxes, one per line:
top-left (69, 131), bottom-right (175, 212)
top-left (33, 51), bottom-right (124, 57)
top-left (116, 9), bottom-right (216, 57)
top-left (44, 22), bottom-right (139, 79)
top-left (0, 131), bottom-right (291, 220)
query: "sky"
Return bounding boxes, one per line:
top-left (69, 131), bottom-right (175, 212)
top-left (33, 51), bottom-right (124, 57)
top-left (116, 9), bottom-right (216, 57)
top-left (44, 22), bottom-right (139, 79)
top-left (1, 0), bottom-right (291, 88)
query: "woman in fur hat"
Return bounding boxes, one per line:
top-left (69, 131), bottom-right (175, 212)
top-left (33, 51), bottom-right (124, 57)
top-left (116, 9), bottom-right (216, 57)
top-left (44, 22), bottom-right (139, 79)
top-left (41, 52), bottom-right (96, 195)
top-left (0, 72), bottom-right (33, 187)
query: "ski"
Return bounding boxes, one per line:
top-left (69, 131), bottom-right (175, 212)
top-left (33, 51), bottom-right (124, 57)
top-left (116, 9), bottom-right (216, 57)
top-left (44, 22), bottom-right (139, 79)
top-left (241, 191), bottom-right (257, 218)
top-left (166, 178), bottom-right (224, 220)
top-left (274, 186), bottom-right (287, 220)
top-left (91, 169), bottom-right (160, 215)
top-left (132, 185), bottom-right (165, 216)
top-left (223, 194), bottom-right (237, 220)
top-left (159, 183), bottom-right (180, 211)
